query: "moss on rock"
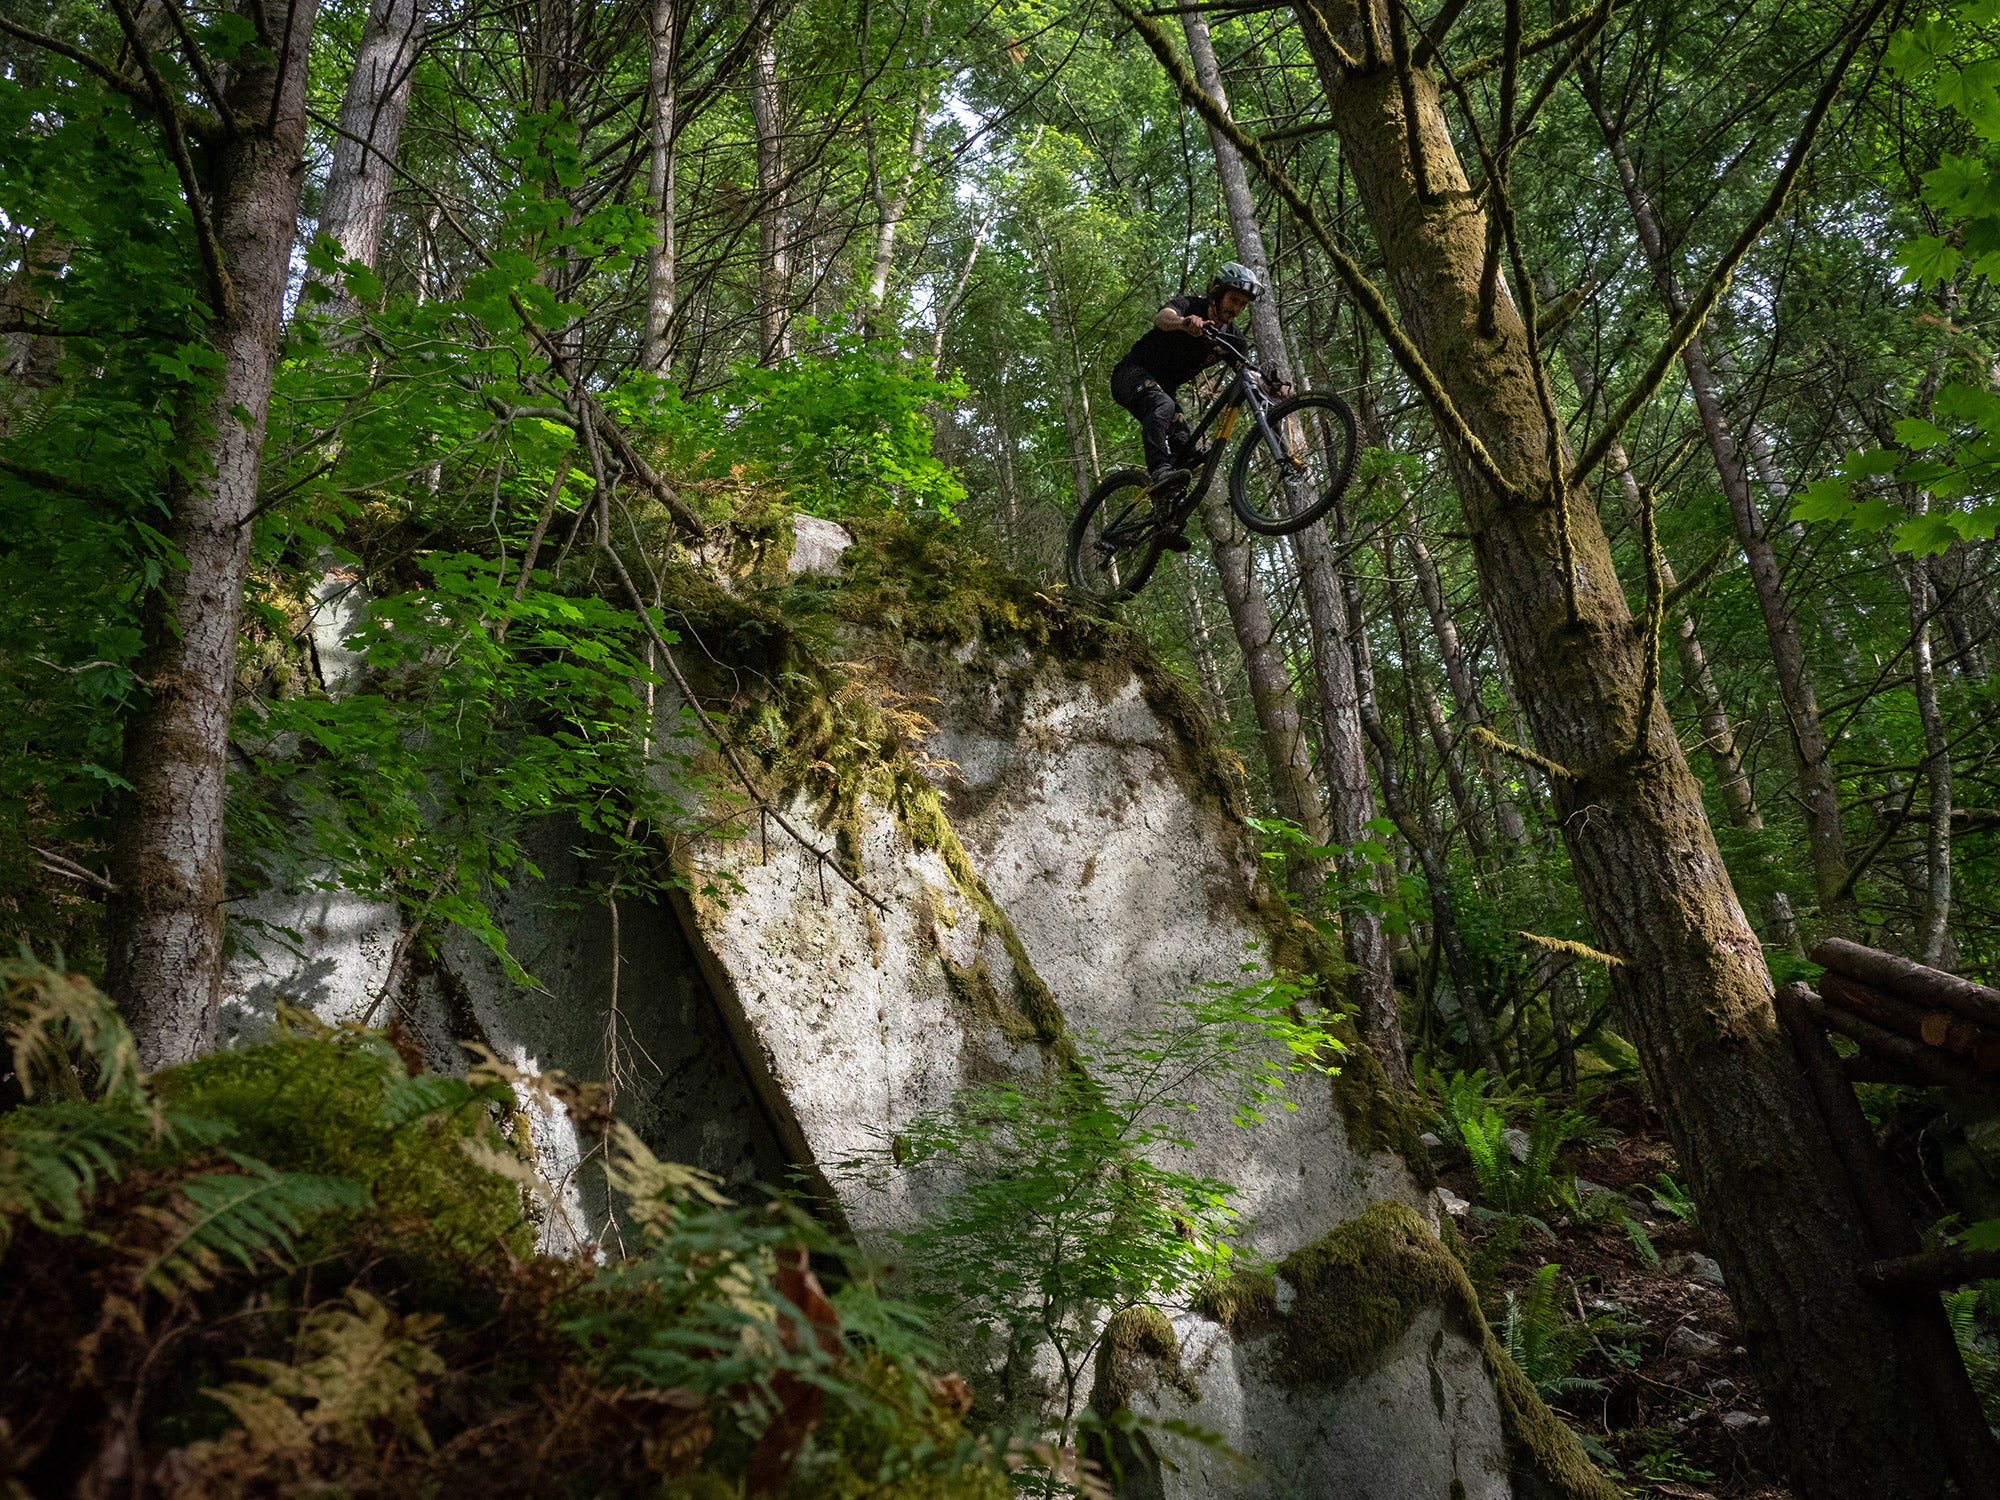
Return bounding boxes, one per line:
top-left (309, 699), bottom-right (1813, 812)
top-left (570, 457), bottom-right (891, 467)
top-left (1268, 1202), bottom-right (1617, 1500)
top-left (1089, 1305), bottom-right (1200, 1416)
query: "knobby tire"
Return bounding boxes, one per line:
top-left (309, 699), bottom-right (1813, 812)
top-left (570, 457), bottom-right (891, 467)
top-left (1228, 392), bottom-right (1359, 536)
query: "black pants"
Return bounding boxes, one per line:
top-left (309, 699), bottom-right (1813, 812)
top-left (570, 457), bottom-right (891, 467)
top-left (1110, 362), bottom-right (1190, 477)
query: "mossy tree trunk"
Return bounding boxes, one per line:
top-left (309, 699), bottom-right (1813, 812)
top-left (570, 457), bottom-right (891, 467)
top-left (106, 0), bottom-right (324, 1066)
top-left (315, 0), bottom-right (426, 308)
top-left (1300, 8), bottom-right (1971, 1493)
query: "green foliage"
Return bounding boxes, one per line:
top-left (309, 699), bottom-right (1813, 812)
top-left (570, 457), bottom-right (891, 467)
top-left (0, 963), bottom-right (1007, 1498)
top-left (664, 330), bottom-right (971, 520)
top-left (1499, 1264), bottom-right (1604, 1402)
top-left (1433, 1071), bottom-right (1593, 1219)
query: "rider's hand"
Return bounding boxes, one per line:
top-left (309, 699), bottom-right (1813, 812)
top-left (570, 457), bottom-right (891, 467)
top-left (1182, 314), bottom-right (1207, 335)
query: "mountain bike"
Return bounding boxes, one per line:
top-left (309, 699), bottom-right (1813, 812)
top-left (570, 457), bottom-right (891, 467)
top-left (1066, 332), bottom-right (1359, 604)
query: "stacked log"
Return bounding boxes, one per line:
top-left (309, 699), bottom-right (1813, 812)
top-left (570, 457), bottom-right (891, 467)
top-left (1805, 938), bottom-right (2000, 1098)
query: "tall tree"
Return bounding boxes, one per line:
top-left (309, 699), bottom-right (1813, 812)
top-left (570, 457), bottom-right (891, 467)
top-left (318, 0), bottom-right (427, 297)
top-left (1181, 7), bottom-right (1404, 1076)
top-left (99, 0), bottom-right (325, 1064)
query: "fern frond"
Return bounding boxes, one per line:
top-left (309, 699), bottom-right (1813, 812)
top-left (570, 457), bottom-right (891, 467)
top-left (138, 1160), bottom-right (370, 1294)
top-left (0, 1100), bottom-right (150, 1248)
top-left (1, 954), bottom-right (144, 1106)
top-left (604, 1122), bottom-right (734, 1238)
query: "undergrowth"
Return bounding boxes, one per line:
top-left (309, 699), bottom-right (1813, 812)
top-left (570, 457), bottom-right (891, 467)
top-left (0, 953), bottom-right (1008, 1498)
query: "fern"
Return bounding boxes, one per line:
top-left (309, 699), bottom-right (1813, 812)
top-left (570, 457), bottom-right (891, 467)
top-left (138, 1157), bottom-right (371, 1294)
top-left (0, 1099), bottom-right (149, 1248)
top-left (2, 951), bottom-right (144, 1105)
top-left (1500, 1263), bottom-right (1604, 1401)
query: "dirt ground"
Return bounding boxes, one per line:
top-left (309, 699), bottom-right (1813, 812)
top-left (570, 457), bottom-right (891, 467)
top-left (1443, 1086), bottom-right (1792, 1500)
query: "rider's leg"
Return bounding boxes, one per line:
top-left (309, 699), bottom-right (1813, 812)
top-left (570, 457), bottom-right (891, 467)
top-left (1110, 365), bottom-right (1186, 482)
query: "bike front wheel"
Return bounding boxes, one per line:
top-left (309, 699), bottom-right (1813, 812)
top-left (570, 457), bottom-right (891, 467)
top-left (1067, 469), bottom-right (1168, 604)
top-left (1228, 393), bottom-right (1359, 536)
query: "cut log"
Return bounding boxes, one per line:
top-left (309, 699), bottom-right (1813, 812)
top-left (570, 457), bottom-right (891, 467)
top-left (1798, 987), bottom-right (2000, 1095)
top-left (1819, 972), bottom-right (1935, 1047)
top-left (1812, 937), bottom-right (2000, 1032)
top-left (1863, 1247), bottom-right (2000, 1291)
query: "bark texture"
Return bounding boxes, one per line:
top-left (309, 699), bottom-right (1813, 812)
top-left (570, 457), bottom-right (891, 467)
top-left (318, 0), bottom-right (425, 292)
top-left (643, 0), bottom-right (678, 372)
top-left (1301, 12), bottom-right (1965, 1493)
top-left (749, 10), bottom-right (790, 364)
top-left (107, 0), bottom-right (324, 1067)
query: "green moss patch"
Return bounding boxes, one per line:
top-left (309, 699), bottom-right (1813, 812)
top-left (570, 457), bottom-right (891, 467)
top-left (1267, 1202), bottom-right (1616, 1500)
top-left (1089, 1304), bottom-right (1199, 1416)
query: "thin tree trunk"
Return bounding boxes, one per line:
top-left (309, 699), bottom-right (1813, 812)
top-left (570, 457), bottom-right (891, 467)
top-left (864, 0), bottom-right (933, 313)
top-left (316, 0), bottom-right (425, 301)
top-left (1183, 8), bottom-right (1401, 1071)
top-left (1906, 529), bottom-right (1954, 964)
top-left (930, 204), bottom-right (998, 376)
top-left (1197, 492), bottom-right (1326, 850)
top-left (1551, 310), bottom-right (1761, 828)
top-left (1385, 535), bottom-right (1491, 861)
top-left (1401, 515), bottom-right (1529, 846)
top-left (642, 0), bottom-right (678, 372)
top-left (1294, 14), bottom-right (1975, 1493)
top-left (1032, 235), bottom-right (1091, 507)
top-left (749, 8), bottom-right (790, 364)
top-left (107, 0), bottom-right (324, 1066)
top-left (1181, 560), bottom-right (1233, 727)
top-left (1582, 70), bottom-right (1851, 917)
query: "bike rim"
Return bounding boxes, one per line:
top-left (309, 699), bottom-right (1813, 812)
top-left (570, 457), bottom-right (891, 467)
top-left (1242, 405), bottom-right (1341, 527)
top-left (1074, 488), bottom-right (1158, 598)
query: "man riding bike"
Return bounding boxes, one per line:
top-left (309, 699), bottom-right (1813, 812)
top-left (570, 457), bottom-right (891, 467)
top-left (1109, 261), bottom-right (1288, 549)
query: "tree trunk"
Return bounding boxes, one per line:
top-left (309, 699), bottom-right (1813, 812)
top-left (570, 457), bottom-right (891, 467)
top-left (1906, 533), bottom-right (1954, 964)
top-left (1551, 316), bottom-right (1762, 829)
top-left (107, 0), bottom-right (324, 1067)
top-left (1402, 520), bottom-right (1530, 847)
top-left (1180, 558), bottom-right (1233, 728)
top-left (1301, 14), bottom-right (1970, 1493)
top-left (1184, 8), bottom-right (1401, 1069)
top-left (1582, 69), bottom-right (1850, 918)
top-left (749, 9), bottom-right (790, 364)
top-left (1197, 492), bottom-right (1325, 848)
top-left (864, 0), bottom-right (933, 313)
top-left (1032, 234), bottom-right (1092, 507)
top-left (642, 0), bottom-right (678, 373)
top-left (317, 0), bottom-right (425, 300)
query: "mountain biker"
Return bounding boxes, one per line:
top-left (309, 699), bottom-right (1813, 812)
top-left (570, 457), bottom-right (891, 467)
top-left (1109, 262), bottom-right (1288, 533)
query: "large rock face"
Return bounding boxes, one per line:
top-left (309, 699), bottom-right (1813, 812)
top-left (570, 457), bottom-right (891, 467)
top-left (222, 519), bottom-right (1601, 1499)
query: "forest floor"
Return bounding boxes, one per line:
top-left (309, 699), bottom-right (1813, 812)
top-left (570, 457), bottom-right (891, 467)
top-left (1443, 1086), bottom-right (1791, 1500)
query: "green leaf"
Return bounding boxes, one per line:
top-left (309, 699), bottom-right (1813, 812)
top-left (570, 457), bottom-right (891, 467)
top-left (1793, 478), bottom-right (1856, 523)
top-left (1894, 512), bottom-right (1962, 556)
top-left (1896, 417), bottom-right (1951, 451)
top-left (1896, 236), bottom-right (1965, 289)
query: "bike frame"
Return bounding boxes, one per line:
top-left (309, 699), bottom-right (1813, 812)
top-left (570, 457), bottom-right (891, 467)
top-left (1163, 350), bottom-right (1278, 525)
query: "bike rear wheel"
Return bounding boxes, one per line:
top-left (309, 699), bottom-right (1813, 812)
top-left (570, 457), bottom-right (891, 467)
top-left (1228, 393), bottom-right (1358, 536)
top-left (1067, 469), bottom-right (1169, 603)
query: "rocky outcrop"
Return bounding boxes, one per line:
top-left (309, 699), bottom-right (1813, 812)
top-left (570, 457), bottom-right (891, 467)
top-left (221, 515), bottom-right (1608, 1498)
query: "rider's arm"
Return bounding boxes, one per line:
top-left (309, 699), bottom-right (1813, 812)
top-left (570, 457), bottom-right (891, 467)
top-left (1154, 302), bottom-right (1209, 337)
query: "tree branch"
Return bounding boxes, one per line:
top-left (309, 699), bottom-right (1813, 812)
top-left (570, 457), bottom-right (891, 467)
top-left (1568, 0), bottom-right (1886, 489)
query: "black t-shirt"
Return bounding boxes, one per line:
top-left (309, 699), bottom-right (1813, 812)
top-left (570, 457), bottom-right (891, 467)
top-left (1118, 294), bottom-right (1249, 391)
